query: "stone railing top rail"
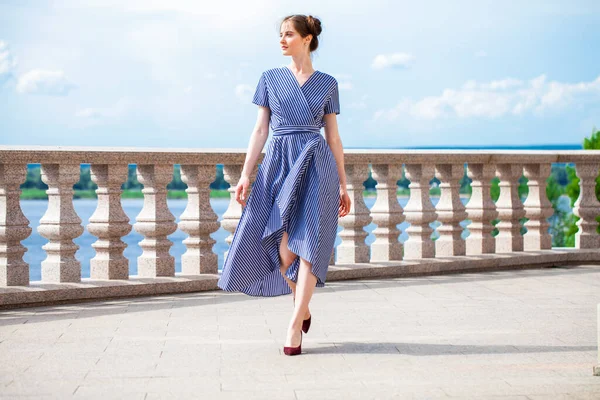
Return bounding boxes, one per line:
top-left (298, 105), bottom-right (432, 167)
top-left (1, 145), bottom-right (600, 164)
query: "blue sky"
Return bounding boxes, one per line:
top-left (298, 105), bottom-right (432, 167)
top-left (1, 0), bottom-right (599, 149)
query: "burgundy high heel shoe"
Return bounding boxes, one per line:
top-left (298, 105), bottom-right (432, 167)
top-left (283, 330), bottom-right (302, 356)
top-left (293, 296), bottom-right (312, 334)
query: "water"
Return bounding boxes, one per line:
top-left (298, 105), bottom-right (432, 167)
top-left (20, 196), bottom-right (484, 281)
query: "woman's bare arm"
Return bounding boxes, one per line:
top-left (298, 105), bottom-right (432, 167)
top-left (323, 113), bottom-right (347, 188)
top-left (235, 105), bottom-right (270, 206)
top-left (241, 105), bottom-right (271, 179)
top-left (323, 113), bottom-right (351, 217)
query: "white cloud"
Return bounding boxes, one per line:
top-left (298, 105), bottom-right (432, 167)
top-left (0, 41), bottom-right (17, 84)
top-left (371, 53), bottom-right (415, 70)
top-left (235, 83), bottom-right (253, 102)
top-left (16, 69), bottom-right (77, 96)
top-left (348, 95), bottom-right (369, 110)
top-left (76, 97), bottom-right (134, 121)
top-left (61, 0), bottom-right (270, 30)
top-left (475, 50), bottom-right (487, 59)
top-left (374, 74), bottom-right (600, 121)
top-left (462, 78), bottom-right (523, 91)
top-left (334, 73), bottom-right (352, 80)
top-left (332, 73), bottom-right (353, 91)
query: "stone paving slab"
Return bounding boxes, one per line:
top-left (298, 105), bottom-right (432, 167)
top-left (1, 265), bottom-right (600, 399)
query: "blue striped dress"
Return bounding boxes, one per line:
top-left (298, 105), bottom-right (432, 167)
top-left (217, 66), bottom-right (341, 297)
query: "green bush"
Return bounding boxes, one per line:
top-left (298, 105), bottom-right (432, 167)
top-left (563, 127), bottom-right (600, 244)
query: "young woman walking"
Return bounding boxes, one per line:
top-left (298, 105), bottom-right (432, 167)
top-left (217, 14), bottom-right (351, 356)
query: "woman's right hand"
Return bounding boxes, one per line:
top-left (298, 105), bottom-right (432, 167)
top-left (235, 176), bottom-right (250, 207)
top-left (339, 187), bottom-right (351, 217)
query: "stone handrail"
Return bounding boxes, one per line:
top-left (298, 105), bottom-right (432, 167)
top-left (1, 145), bottom-right (600, 307)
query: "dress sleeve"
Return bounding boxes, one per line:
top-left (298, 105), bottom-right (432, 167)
top-left (323, 80), bottom-right (340, 115)
top-left (252, 72), bottom-right (269, 108)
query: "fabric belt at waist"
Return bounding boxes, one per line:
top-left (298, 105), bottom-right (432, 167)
top-left (272, 125), bottom-right (321, 136)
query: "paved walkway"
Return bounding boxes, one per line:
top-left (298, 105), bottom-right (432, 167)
top-left (1, 265), bottom-right (600, 399)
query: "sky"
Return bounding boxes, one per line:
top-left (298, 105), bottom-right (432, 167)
top-left (1, 0), bottom-right (600, 149)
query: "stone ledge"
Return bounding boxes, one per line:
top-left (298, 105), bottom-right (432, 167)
top-left (1, 248), bottom-right (599, 309)
top-left (2, 145), bottom-right (600, 165)
top-left (328, 248), bottom-right (600, 280)
top-left (0, 275), bottom-right (220, 309)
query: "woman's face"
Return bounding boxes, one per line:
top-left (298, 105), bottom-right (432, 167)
top-left (280, 21), bottom-right (310, 56)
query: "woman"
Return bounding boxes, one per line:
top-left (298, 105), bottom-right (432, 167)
top-left (217, 14), bottom-right (351, 356)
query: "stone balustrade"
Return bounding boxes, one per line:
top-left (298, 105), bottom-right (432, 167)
top-left (1, 146), bottom-right (600, 308)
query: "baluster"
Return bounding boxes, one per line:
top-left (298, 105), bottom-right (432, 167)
top-left (337, 164), bottom-right (371, 263)
top-left (370, 164), bottom-right (404, 261)
top-left (221, 165), bottom-right (243, 260)
top-left (38, 164), bottom-right (84, 282)
top-left (0, 164), bottom-right (32, 286)
top-left (465, 164), bottom-right (498, 254)
top-left (133, 164), bottom-right (177, 277)
top-left (221, 163), bottom-right (259, 259)
top-left (573, 163), bottom-right (600, 249)
top-left (523, 163), bottom-right (553, 250)
top-left (88, 164), bottom-right (132, 279)
top-left (435, 164), bottom-right (467, 256)
top-left (179, 164), bottom-right (219, 275)
top-left (403, 164), bottom-right (437, 259)
top-left (495, 164), bottom-right (525, 252)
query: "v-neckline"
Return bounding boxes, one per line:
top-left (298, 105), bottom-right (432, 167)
top-left (284, 66), bottom-right (319, 89)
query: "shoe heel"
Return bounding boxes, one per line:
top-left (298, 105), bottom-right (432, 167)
top-left (302, 315), bottom-right (311, 334)
top-left (294, 296), bottom-right (312, 334)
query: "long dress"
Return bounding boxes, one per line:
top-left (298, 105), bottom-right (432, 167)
top-left (217, 66), bottom-right (341, 297)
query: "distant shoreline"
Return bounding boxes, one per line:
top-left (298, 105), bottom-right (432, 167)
top-left (346, 144), bottom-right (583, 150)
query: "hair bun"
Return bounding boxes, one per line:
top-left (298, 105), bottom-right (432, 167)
top-left (307, 15), bottom-right (322, 36)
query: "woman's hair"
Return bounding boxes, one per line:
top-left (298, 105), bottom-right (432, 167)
top-left (280, 14), bottom-right (322, 53)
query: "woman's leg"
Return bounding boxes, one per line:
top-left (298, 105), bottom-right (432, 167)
top-left (279, 231), bottom-right (310, 319)
top-left (278, 231), bottom-right (298, 294)
top-left (285, 257), bottom-right (317, 347)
